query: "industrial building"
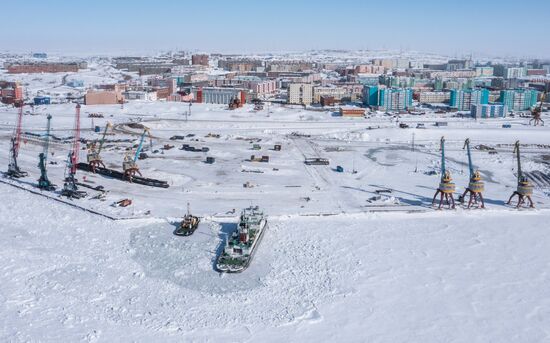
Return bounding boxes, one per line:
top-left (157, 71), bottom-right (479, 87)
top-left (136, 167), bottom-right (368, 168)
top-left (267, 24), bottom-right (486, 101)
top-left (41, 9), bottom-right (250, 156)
top-left (287, 83), bottom-right (314, 105)
top-left (363, 86), bottom-right (413, 111)
top-left (339, 106), bottom-right (365, 117)
top-left (449, 89), bottom-right (489, 111)
top-left (500, 89), bottom-right (539, 111)
top-left (471, 104), bottom-right (508, 119)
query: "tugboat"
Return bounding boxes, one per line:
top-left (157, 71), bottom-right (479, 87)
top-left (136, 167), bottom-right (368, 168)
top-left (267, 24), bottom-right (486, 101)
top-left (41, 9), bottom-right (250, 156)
top-left (174, 203), bottom-right (200, 236)
top-left (216, 206), bottom-right (267, 273)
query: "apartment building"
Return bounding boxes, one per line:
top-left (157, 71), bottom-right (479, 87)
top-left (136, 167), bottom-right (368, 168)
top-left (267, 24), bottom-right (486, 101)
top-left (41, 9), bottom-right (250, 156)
top-left (288, 83), bottom-right (313, 105)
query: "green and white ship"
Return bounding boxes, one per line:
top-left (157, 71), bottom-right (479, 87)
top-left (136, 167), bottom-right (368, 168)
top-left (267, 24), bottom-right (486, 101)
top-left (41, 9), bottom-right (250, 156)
top-left (216, 206), bottom-right (267, 273)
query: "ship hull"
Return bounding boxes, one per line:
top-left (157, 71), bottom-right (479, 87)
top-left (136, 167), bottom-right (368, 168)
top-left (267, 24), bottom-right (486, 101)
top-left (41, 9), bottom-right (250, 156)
top-left (216, 220), bottom-right (267, 273)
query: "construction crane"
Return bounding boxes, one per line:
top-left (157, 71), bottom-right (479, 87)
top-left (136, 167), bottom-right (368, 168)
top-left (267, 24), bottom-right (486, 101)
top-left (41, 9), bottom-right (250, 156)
top-left (529, 90), bottom-right (547, 126)
top-left (61, 104), bottom-right (86, 199)
top-left (37, 114), bottom-right (56, 190)
top-left (123, 127), bottom-right (150, 181)
top-left (6, 102), bottom-right (28, 178)
top-left (432, 136), bottom-right (456, 209)
top-left (507, 140), bottom-right (534, 208)
top-left (460, 138), bottom-right (484, 208)
top-left (87, 122), bottom-right (112, 172)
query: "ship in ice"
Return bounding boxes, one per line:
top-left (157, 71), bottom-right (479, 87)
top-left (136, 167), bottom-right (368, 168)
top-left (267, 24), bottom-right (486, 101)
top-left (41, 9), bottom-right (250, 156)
top-left (174, 203), bottom-right (200, 236)
top-left (216, 206), bottom-right (267, 273)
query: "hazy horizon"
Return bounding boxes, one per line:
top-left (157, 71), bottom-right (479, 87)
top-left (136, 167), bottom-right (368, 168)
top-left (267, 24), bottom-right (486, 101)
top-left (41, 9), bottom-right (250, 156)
top-left (1, 0), bottom-right (549, 59)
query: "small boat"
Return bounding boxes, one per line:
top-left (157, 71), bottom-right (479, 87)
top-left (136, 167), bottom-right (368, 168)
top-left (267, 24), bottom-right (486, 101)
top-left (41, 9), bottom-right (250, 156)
top-left (174, 203), bottom-right (200, 236)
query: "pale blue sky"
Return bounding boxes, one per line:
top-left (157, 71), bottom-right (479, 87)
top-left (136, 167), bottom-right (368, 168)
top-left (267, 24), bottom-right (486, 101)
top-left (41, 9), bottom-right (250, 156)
top-left (1, 0), bottom-right (549, 57)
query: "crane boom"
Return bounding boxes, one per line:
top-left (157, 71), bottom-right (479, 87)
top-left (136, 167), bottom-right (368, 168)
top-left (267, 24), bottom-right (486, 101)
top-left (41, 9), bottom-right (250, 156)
top-left (70, 104), bottom-right (81, 174)
top-left (96, 122), bottom-right (111, 155)
top-left (440, 136), bottom-right (446, 180)
top-left (463, 138), bottom-right (474, 178)
top-left (513, 140), bottom-right (522, 182)
top-left (43, 114), bottom-right (52, 161)
top-left (13, 103), bottom-right (24, 158)
top-left (133, 129), bottom-right (149, 162)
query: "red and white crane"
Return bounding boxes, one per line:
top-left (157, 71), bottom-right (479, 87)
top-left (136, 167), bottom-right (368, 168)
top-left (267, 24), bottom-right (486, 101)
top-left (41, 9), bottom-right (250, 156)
top-left (7, 102), bottom-right (28, 178)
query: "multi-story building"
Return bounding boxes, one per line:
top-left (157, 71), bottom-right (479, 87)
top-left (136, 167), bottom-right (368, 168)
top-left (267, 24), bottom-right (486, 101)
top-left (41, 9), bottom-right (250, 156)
top-left (427, 70), bottom-right (477, 78)
top-left (268, 61), bottom-right (314, 72)
top-left (526, 69), bottom-right (547, 76)
top-left (446, 59), bottom-right (473, 71)
top-left (418, 91), bottom-right (450, 104)
top-left (449, 89), bottom-right (489, 111)
top-left (0, 81), bottom-right (23, 105)
top-left (372, 58), bottom-right (409, 69)
top-left (288, 83), bottom-right (313, 105)
top-left (248, 80), bottom-right (277, 98)
top-left (193, 87), bottom-right (247, 105)
top-left (218, 59), bottom-right (263, 72)
top-left (500, 89), bottom-right (539, 111)
top-left (494, 65), bottom-right (526, 79)
top-left (191, 54), bottom-right (209, 66)
top-left (5, 62), bottom-right (86, 74)
top-left (475, 67), bottom-right (494, 77)
top-left (354, 64), bottom-right (385, 74)
top-left (122, 90), bottom-right (158, 101)
top-left (313, 86), bottom-right (348, 103)
top-left (363, 86), bottom-right (413, 111)
top-left (471, 104), bottom-right (508, 118)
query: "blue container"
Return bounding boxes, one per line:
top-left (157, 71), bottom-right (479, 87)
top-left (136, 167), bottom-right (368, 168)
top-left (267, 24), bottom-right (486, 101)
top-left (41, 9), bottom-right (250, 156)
top-left (336, 166), bottom-right (344, 172)
top-left (94, 126), bottom-right (101, 132)
top-left (34, 96), bottom-right (51, 105)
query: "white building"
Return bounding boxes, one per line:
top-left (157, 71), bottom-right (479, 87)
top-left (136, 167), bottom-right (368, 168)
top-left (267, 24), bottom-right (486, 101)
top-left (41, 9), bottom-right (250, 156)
top-left (288, 83), bottom-right (313, 105)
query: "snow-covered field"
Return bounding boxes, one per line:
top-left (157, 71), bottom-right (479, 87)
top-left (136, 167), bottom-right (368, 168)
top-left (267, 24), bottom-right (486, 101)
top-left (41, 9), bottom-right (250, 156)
top-left (3, 183), bottom-right (550, 342)
top-left (2, 61), bottom-right (550, 341)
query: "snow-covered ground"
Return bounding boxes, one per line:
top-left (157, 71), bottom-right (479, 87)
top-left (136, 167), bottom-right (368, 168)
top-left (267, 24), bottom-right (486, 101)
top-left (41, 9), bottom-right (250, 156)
top-left (3, 183), bottom-right (550, 342)
top-left (2, 59), bottom-right (550, 341)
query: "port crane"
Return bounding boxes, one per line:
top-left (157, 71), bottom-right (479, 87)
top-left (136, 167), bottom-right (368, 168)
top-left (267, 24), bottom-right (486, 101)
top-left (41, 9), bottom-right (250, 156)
top-left (507, 141), bottom-right (534, 208)
top-left (61, 104), bottom-right (86, 198)
top-left (6, 102), bottom-right (28, 178)
top-left (87, 122), bottom-right (112, 172)
top-left (432, 136), bottom-right (456, 209)
top-left (37, 114), bottom-right (56, 190)
top-left (529, 91), bottom-right (546, 126)
top-left (123, 127), bottom-right (150, 181)
top-left (460, 138), bottom-right (484, 208)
